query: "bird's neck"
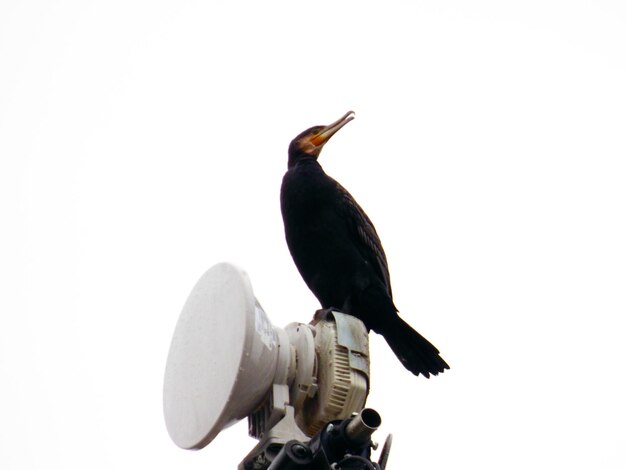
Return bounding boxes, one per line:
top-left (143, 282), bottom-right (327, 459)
top-left (287, 153), bottom-right (321, 170)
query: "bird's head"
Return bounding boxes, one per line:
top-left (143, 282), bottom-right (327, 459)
top-left (287, 111), bottom-right (355, 168)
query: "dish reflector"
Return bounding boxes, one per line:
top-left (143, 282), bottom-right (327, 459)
top-left (163, 263), bottom-right (279, 449)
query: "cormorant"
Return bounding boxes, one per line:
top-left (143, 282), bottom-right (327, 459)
top-left (280, 111), bottom-right (449, 378)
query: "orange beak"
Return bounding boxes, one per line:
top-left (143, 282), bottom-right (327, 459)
top-left (310, 111), bottom-right (355, 147)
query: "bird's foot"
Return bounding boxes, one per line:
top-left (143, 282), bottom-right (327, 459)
top-left (313, 307), bottom-right (344, 322)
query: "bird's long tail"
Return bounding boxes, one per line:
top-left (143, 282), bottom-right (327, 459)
top-left (378, 314), bottom-right (449, 378)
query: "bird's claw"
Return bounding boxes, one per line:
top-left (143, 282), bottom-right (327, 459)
top-left (313, 307), bottom-right (344, 322)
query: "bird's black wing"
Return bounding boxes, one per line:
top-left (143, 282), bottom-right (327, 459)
top-left (335, 182), bottom-right (393, 296)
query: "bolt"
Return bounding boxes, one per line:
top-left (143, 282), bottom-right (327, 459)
top-left (291, 443), bottom-right (308, 458)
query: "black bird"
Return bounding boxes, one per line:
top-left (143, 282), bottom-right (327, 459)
top-left (280, 111), bottom-right (449, 378)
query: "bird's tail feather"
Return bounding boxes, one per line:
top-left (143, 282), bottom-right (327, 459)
top-left (379, 314), bottom-right (449, 378)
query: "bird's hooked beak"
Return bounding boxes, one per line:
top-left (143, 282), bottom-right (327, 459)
top-left (310, 110), bottom-right (355, 148)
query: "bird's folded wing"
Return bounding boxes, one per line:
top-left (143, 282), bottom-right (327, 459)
top-left (337, 183), bottom-right (393, 296)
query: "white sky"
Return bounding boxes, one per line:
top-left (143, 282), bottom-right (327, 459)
top-left (1, 1), bottom-right (625, 468)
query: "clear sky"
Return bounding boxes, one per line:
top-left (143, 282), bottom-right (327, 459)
top-left (1, 1), bottom-right (625, 468)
